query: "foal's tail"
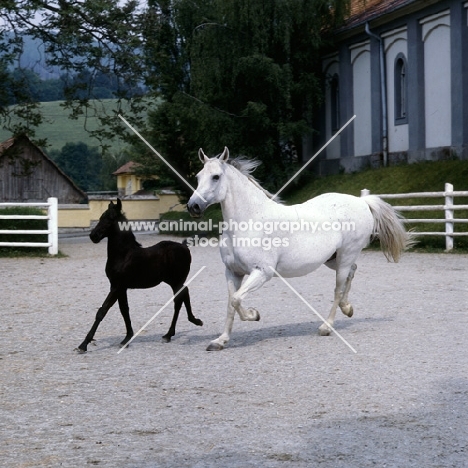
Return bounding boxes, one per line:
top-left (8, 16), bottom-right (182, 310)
top-left (363, 195), bottom-right (415, 262)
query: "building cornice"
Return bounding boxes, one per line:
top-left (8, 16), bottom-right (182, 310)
top-left (333, 0), bottom-right (443, 42)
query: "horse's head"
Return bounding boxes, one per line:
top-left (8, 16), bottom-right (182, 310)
top-left (90, 198), bottom-right (123, 243)
top-left (187, 147), bottom-right (230, 217)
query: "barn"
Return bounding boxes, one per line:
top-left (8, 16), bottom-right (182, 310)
top-left (0, 134), bottom-right (86, 203)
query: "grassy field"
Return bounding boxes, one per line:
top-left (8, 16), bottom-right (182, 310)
top-left (289, 160), bottom-right (468, 251)
top-left (0, 99), bottom-right (148, 154)
top-left (287, 159), bottom-right (468, 202)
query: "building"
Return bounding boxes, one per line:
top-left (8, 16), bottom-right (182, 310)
top-left (112, 161), bottom-right (144, 197)
top-left (315, 0), bottom-right (468, 175)
top-left (0, 134), bottom-right (86, 203)
top-left (57, 160), bottom-right (182, 231)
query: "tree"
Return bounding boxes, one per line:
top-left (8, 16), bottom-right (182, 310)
top-left (141, 0), bottom-right (350, 193)
top-left (1, 0), bottom-right (146, 143)
top-left (1, 0), bottom-right (350, 193)
top-left (50, 142), bottom-right (102, 191)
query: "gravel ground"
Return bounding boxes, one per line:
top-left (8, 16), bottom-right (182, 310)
top-left (1, 233), bottom-right (467, 468)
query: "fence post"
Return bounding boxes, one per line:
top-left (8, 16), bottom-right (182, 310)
top-left (47, 197), bottom-right (58, 255)
top-left (361, 188), bottom-right (370, 197)
top-left (444, 183), bottom-right (454, 252)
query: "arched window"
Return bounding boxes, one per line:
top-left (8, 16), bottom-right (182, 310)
top-left (394, 53), bottom-right (408, 124)
top-left (330, 74), bottom-right (340, 132)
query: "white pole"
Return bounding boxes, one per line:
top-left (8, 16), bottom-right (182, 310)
top-left (361, 188), bottom-right (370, 197)
top-left (48, 197), bottom-right (58, 255)
top-left (272, 115), bottom-right (356, 200)
top-left (444, 183), bottom-right (454, 252)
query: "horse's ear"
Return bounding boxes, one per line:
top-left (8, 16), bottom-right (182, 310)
top-left (116, 198), bottom-right (122, 211)
top-left (218, 147), bottom-right (229, 162)
top-left (198, 148), bottom-right (209, 164)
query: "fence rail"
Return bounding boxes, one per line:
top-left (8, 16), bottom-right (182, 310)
top-left (0, 198), bottom-right (58, 255)
top-left (362, 183), bottom-right (467, 251)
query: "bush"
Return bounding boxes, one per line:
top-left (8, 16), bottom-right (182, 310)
top-left (0, 207), bottom-right (49, 255)
top-left (159, 205), bottom-right (223, 237)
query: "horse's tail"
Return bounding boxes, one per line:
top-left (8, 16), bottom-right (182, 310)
top-left (363, 195), bottom-right (415, 262)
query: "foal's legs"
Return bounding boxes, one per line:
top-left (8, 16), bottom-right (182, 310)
top-left (162, 285), bottom-right (203, 343)
top-left (118, 290), bottom-right (134, 347)
top-left (76, 287), bottom-right (120, 352)
top-left (181, 286), bottom-right (203, 327)
top-left (319, 263), bottom-right (357, 336)
top-left (207, 268), bottom-right (271, 351)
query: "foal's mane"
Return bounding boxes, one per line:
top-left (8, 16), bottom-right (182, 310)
top-left (226, 156), bottom-right (281, 202)
top-left (110, 206), bottom-right (142, 247)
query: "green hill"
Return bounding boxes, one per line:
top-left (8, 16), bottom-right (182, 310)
top-left (0, 99), bottom-right (148, 154)
top-left (287, 159), bottom-right (468, 202)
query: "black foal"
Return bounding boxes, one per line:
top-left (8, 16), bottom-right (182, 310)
top-left (76, 199), bottom-right (203, 352)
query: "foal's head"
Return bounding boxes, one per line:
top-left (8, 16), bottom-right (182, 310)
top-left (90, 199), bottom-right (125, 243)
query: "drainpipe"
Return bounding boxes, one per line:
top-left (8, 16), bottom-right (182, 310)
top-left (365, 22), bottom-right (388, 167)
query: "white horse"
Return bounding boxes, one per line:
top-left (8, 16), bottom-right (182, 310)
top-left (187, 147), bottom-right (412, 351)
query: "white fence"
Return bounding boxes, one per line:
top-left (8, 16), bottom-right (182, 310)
top-left (362, 183), bottom-right (468, 251)
top-left (0, 197), bottom-right (58, 255)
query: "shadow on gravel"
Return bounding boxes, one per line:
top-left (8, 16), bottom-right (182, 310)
top-left (76, 316), bottom-right (393, 353)
top-left (222, 317), bottom-right (393, 350)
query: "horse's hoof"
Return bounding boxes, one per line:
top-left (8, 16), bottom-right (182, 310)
top-left (248, 308), bottom-right (260, 321)
top-left (161, 336), bottom-right (172, 343)
top-left (318, 325), bottom-right (331, 336)
top-left (341, 304), bottom-right (353, 317)
top-left (74, 347), bottom-right (86, 354)
top-left (194, 319), bottom-right (203, 327)
top-left (120, 335), bottom-right (133, 348)
top-left (206, 342), bottom-right (224, 351)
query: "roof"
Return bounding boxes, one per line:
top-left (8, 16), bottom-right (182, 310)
top-left (112, 161), bottom-right (142, 175)
top-left (349, 0), bottom-right (412, 18)
top-left (346, 0), bottom-right (414, 27)
top-left (0, 135), bottom-right (87, 199)
top-left (339, 0), bottom-right (434, 33)
top-left (0, 137), bottom-right (16, 153)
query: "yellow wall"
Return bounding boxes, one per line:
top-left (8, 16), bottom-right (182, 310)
top-left (58, 205), bottom-right (91, 228)
top-left (58, 194), bottom-right (184, 228)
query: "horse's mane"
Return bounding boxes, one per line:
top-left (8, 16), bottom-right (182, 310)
top-left (114, 209), bottom-right (142, 247)
top-left (226, 156), bottom-right (282, 203)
